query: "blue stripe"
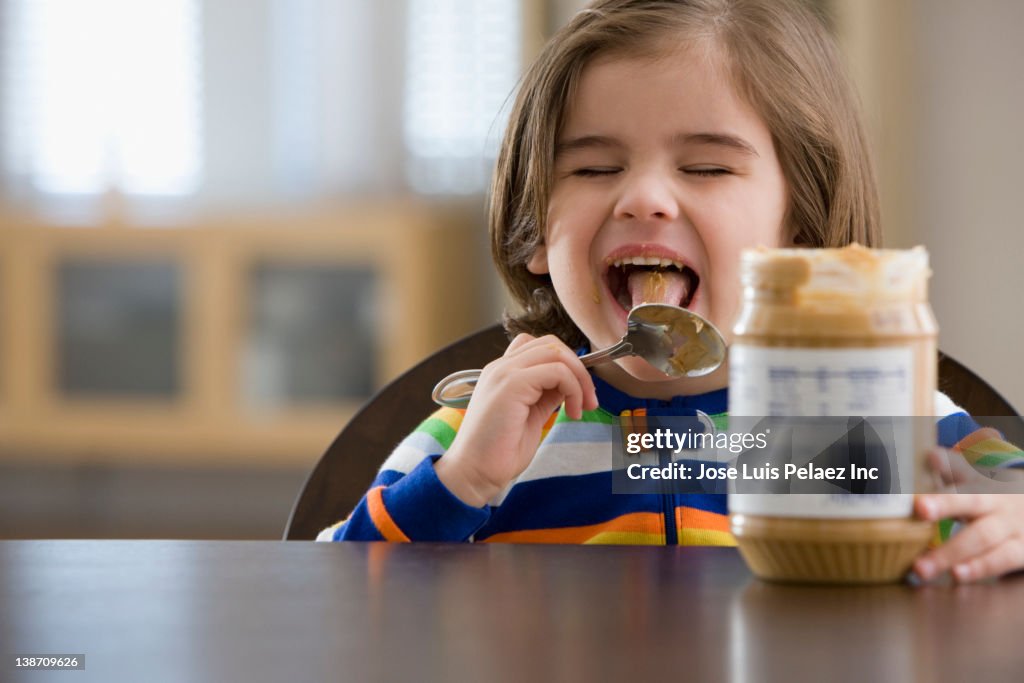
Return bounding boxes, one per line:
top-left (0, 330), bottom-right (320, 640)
top-left (678, 492), bottom-right (729, 515)
top-left (937, 412), bottom-right (984, 448)
top-left (368, 469), bottom-right (406, 489)
top-left (382, 456), bottom-right (490, 541)
top-left (479, 470), bottom-right (728, 536)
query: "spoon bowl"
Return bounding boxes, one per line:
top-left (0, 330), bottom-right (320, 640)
top-left (431, 304), bottom-right (727, 408)
top-left (624, 303), bottom-right (727, 378)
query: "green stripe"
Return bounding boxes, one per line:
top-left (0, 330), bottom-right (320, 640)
top-left (972, 453), bottom-right (1024, 468)
top-left (555, 408), bottom-right (727, 427)
top-left (416, 417), bottom-right (458, 450)
top-left (554, 407), bottom-right (616, 425)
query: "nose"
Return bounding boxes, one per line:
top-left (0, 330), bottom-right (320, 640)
top-left (613, 170), bottom-right (679, 222)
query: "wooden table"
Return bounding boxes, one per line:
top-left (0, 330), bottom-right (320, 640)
top-left (2, 541), bottom-right (1022, 682)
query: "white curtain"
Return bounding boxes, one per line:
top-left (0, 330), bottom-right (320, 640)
top-left (1, 0), bottom-right (201, 197)
top-left (0, 0), bottom-right (522, 215)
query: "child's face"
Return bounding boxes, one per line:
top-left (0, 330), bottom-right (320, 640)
top-left (528, 48), bottom-right (788, 387)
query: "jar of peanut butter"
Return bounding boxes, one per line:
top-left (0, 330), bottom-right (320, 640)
top-left (728, 244), bottom-right (937, 583)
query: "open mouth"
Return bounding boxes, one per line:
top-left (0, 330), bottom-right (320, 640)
top-left (605, 256), bottom-right (699, 311)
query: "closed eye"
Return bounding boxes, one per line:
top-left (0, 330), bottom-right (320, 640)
top-left (684, 167), bottom-right (731, 177)
top-left (572, 167), bottom-right (621, 177)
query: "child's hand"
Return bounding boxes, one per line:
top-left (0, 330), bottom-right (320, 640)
top-left (434, 333), bottom-right (599, 508)
top-left (913, 448), bottom-right (1024, 582)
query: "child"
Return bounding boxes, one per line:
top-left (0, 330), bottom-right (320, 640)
top-left (318, 0), bottom-right (1024, 581)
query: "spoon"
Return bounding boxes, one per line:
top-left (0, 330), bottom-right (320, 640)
top-left (431, 303), bottom-right (727, 408)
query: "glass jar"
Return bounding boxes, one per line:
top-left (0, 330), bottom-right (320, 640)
top-left (728, 244), bottom-right (937, 583)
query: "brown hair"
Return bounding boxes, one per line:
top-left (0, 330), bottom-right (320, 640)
top-left (490, 0), bottom-right (881, 346)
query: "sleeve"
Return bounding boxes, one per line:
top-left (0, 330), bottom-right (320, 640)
top-left (934, 391), bottom-right (1024, 470)
top-left (932, 390), bottom-right (1024, 542)
top-left (316, 407), bottom-right (491, 542)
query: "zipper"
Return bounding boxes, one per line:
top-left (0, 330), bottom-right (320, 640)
top-left (663, 492), bottom-right (677, 545)
top-left (626, 406), bottom-right (680, 545)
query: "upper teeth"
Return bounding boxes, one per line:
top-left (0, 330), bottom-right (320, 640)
top-left (611, 256), bottom-right (684, 269)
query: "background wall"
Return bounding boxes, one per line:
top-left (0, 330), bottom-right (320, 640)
top-left (913, 0), bottom-right (1024, 412)
top-left (835, 0), bottom-right (1024, 411)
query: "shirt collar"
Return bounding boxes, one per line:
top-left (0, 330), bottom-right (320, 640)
top-left (591, 371), bottom-right (728, 417)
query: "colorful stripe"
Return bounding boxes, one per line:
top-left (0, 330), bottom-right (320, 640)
top-left (320, 386), bottom-right (1005, 548)
top-left (539, 409), bottom-right (559, 442)
top-left (482, 512), bottom-right (665, 544)
top-left (554, 406), bottom-right (616, 425)
top-left (366, 486), bottom-right (410, 542)
top-left (955, 428), bottom-right (1024, 469)
top-left (675, 507), bottom-right (735, 546)
top-left (415, 408), bottom-right (466, 451)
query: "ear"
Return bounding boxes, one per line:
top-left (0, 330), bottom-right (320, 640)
top-left (526, 243), bottom-right (549, 275)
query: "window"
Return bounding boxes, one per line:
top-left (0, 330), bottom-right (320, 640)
top-left (1, 0), bottom-right (201, 196)
top-left (57, 259), bottom-right (182, 397)
top-left (1, 0), bottom-right (525, 206)
top-left (403, 0), bottom-right (521, 194)
top-left (242, 263), bottom-right (379, 407)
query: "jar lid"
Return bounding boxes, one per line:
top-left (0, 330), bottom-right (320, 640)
top-left (740, 244), bottom-right (930, 301)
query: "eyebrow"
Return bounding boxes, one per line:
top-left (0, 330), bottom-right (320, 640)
top-left (554, 132), bottom-right (760, 158)
top-left (677, 132), bottom-right (760, 157)
top-left (554, 135), bottom-right (621, 157)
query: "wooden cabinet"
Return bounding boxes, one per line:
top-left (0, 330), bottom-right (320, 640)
top-left (0, 200), bottom-right (485, 468)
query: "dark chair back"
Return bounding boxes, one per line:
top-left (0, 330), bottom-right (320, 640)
top-left (284, 328), bottom-right (1020, 539)
top-left (285, 325), bottom-right (509, 540)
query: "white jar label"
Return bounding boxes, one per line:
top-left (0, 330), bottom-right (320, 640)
top-left (729, 346), bottom-right (914, 417)
top-left (728, 345), bottom-right (916, 518)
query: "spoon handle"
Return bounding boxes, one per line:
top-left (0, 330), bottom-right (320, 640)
top-left (431, 340), bottom-right (633, 408)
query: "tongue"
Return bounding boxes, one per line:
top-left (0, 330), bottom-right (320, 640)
top-left (628, 269), bottom-right (691, 308)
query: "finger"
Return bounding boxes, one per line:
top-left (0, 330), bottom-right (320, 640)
top-left (537, 387), bottom-right (573, 422)
top-left (505, 333), bottom-right (567, 356)
top-left (913, 513), bottom-right (1012, 580)
top-left (949, 539), bottom-right (1024, 582)
top-left (486, 339), bottom-right (572, 383)
top-left (519, 363), bottom-right (586, 420)
top-left (927, 448), bottom-right (959, 486)
top-left (926, 448), bottom-right (979, 488)
top-left (504, 333), bottom-right (537, 355)
top-left (498, 339), bottom-right (597, 412)
top-left (499, 334), bottom-right (573, 365)
top-left (559, 349), bottom-right (597, 412)
top-left (914, 492), bottom-right (996, 522)
top-left (924, 448), bottom-right (955, 493)
top-left (533, 365), bottom-right (582, 420)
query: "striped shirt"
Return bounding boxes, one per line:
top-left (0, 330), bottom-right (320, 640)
top-left (317, 375), bottom-right (1023, 543)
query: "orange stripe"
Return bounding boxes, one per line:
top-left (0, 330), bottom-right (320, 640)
top-left (482, 512), bottom-right (664, 544)
top-left (620, 410), bottom-right (634, 455)
top-left (366, 486), bottom-right (410, 542)
top-left (434, 407), bottom-right (467, 432)
top-left (539, 409), bottom-right (559, 440)
top-left (955, 427), bottom-right (1003, 452)
top-left (676, 506), bottom-right (731, 535)
top-left (633, 408), bottom-right (648, 435)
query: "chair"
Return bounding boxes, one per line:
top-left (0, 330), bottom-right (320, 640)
top-left (284, 324), bottom-right (509, 540)
top-left (284, 326), bottom-right (1021, 540)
